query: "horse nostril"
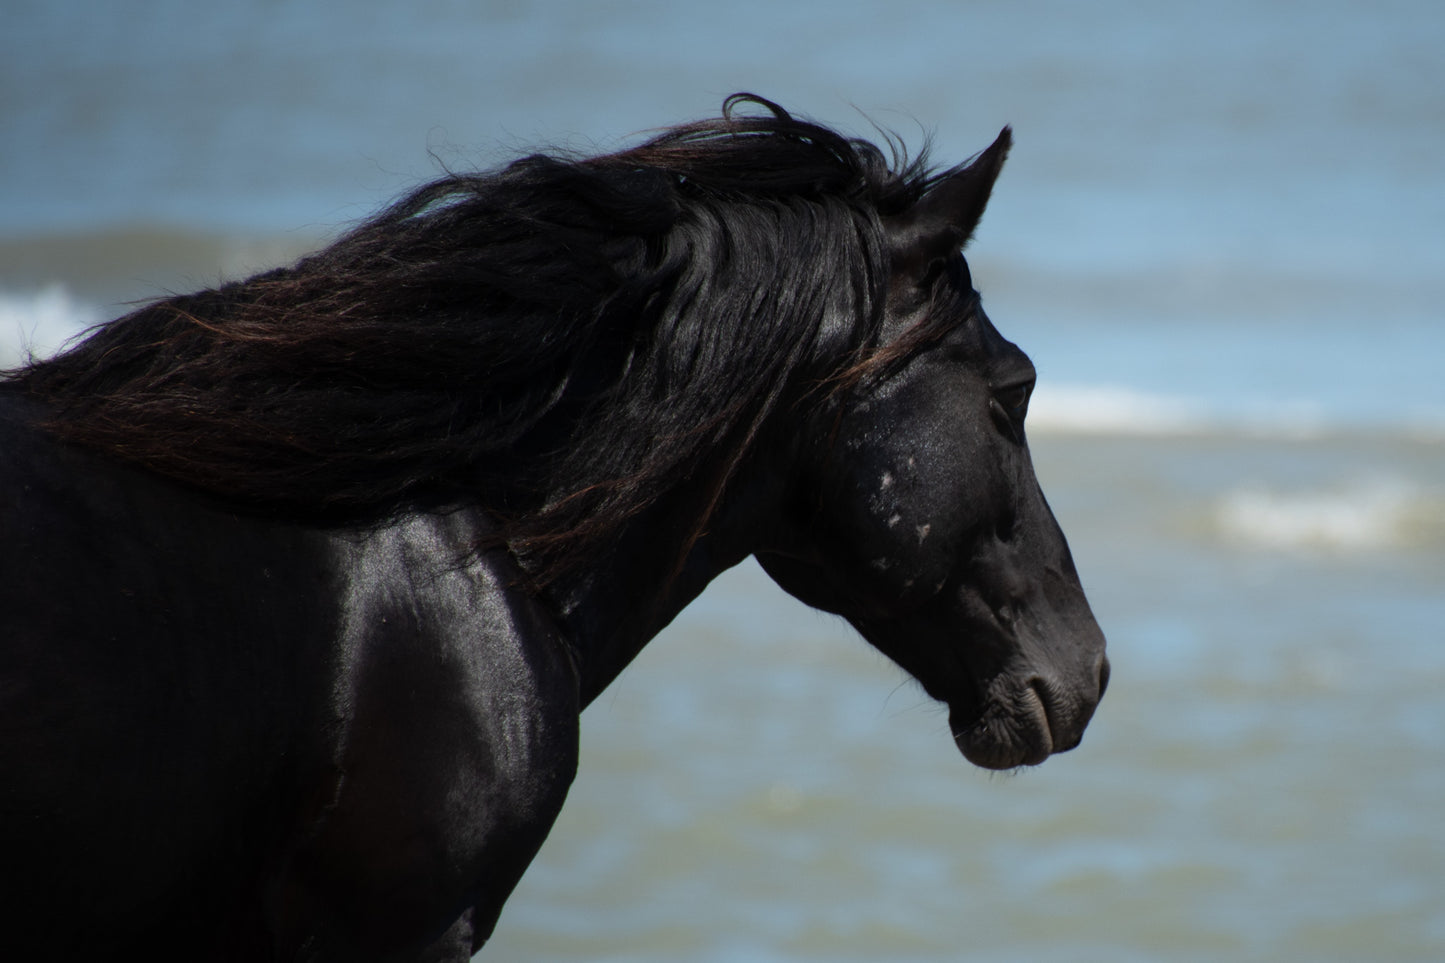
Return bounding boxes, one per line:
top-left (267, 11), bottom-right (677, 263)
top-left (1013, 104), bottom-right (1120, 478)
top-left (1096, 656), bottom-right (1111, 699)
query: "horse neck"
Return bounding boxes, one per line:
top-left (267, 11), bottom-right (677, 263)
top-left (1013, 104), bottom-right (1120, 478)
top-left (542, 451), bottom-right (783, 709)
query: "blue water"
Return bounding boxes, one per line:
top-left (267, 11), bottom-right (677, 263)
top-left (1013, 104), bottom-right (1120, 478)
top-left (3, 1), bottom-right (1443, 959)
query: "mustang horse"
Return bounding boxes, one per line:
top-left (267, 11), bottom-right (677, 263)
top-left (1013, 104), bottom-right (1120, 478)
top-left (0, 95), bottom-right (1107, 960)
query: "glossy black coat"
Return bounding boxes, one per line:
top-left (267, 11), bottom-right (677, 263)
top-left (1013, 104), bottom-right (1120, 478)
top-left (1, 396), bottom-right (579, 958)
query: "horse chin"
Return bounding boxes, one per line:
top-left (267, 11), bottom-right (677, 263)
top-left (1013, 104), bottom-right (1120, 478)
top-left (948, 679), bottom-right (1057, 771)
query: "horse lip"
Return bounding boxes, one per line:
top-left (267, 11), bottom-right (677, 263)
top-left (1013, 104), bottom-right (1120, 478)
top-left (1024, 677), bottom-right (1059, 752)
top-left (949, 677), bottom-right (1059, 771)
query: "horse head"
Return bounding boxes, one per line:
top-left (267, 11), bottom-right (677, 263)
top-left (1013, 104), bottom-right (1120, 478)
top-left (758, 129), bottom-right (1109, 770)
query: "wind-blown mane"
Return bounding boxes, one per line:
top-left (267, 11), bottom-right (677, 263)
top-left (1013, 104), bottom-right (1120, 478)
top-left (7, 95), bottom-right (949, 581)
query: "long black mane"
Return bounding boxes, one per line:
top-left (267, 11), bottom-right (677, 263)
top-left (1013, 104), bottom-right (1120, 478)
top-left (7, 95), bottom-right (949, 581)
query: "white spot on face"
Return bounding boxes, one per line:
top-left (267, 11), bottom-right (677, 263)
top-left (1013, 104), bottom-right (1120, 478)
top-left (870, 557), bottom-right (892, 571)
top-left (887, 513), bottom-right (902, 528)
top-left (879, 472), bottom-right (894, 490)
top-left (916, 523), bottom-right (932, 543)
top-left (906, 456), bottom-right (916, 469)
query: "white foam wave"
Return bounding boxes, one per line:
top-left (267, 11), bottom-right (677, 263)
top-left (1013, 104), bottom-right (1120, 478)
top-left (0, 285), bottom-right (102, 367)
top-left (1215, 478), bottom-right (1442, 552)
top-left (1028, 384), bottom-right (1212, 436)
top-left (1029, 383), bottom-right (1445, 441)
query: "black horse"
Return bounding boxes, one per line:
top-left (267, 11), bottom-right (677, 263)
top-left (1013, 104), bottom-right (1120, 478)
top-left (0, 96), bottom-right (1106, 961)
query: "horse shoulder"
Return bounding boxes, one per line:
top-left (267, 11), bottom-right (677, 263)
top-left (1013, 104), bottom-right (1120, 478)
top-left (273, 511), bottom-right (581, 958)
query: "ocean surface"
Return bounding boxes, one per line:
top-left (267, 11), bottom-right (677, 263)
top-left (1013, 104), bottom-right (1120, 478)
top-left (3, 1), bottom-right (1443, 959)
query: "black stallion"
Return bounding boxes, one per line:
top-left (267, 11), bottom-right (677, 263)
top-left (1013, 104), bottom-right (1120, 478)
top-left (0, 95), bottom-right (1107, 961)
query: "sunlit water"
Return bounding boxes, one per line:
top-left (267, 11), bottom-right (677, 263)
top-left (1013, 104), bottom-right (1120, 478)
top-left (3, 1), bottom-right (1442, 958)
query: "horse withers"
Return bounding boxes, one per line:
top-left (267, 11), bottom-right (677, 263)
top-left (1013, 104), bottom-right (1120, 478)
top-left (0, 96), bottom-right (1106, 960)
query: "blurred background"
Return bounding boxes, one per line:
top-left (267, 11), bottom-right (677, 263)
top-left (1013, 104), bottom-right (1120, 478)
top-left (4, 1), bottom-right (1443, 959)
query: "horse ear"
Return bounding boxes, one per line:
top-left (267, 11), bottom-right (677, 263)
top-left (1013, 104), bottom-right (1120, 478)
top-left (885, 126), bottom-right (1012, 279)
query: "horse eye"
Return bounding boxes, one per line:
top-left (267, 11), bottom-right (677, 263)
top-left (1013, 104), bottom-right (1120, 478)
top-left (993, 382), bottom-right (1032, 419)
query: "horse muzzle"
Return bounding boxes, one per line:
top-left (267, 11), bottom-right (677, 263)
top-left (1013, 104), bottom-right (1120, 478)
top-left (949, 655), bottom-right (1109, 770)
